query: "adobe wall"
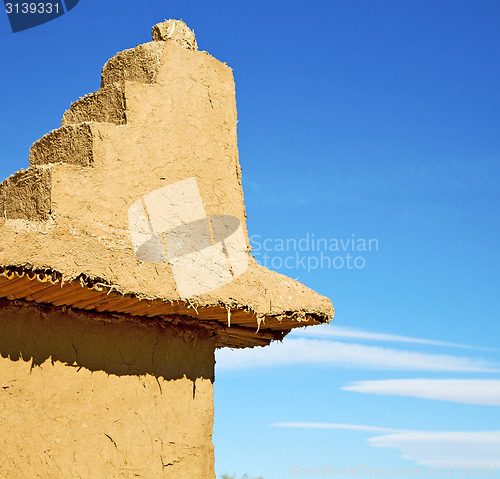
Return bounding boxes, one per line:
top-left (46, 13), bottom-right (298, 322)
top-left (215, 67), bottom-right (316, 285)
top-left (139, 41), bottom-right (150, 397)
top-left (0, 302), bottom-right (215, 478)
top-left (0, 20), bottom-right (335, 325)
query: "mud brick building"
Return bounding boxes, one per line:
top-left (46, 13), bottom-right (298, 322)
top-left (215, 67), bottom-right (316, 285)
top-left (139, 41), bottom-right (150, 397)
top-left (0, 20), bottom-right (334, 478)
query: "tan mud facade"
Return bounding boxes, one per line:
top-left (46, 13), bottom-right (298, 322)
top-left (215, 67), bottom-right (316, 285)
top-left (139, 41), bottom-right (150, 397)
top-left (0, 20), bottom-right (334, 324)
top-left (0, 19), bottom-right (334, 478)
top-left (0, 302), bottom-right (215, 478)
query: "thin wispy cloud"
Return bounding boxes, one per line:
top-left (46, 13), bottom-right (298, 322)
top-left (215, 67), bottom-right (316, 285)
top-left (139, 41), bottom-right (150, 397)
top-left (343, 379), bottom-right (500, 406)
top-left (216, 338), bottom-right (500, 372)
top-left (272, 422), bottom-right (402, 434)
top-left (272, 423), bottom-right (500, 467)
top-left (290, 324), bottom-right (488, 350)
top-left (370, 430), bottom-right (500, 467)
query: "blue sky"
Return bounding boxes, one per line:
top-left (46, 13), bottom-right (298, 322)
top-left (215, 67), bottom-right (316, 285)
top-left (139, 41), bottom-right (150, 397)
top-left (1, 1), bottom-right (499, 477)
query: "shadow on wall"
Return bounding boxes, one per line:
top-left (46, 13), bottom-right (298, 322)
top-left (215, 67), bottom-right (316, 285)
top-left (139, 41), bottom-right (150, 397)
top-left (0, 300), bottom-right (215, 383)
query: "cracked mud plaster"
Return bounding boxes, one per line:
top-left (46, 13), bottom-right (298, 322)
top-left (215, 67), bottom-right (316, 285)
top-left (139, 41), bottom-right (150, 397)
top-left (0, 302), bottom-right (215, 478)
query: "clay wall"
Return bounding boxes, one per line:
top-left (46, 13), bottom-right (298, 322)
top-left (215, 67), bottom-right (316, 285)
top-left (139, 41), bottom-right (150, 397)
top-left (0, 302), bottom-right (215, 478)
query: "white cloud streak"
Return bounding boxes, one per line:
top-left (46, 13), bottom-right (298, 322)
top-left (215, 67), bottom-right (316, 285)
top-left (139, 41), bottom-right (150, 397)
top-left (369, 430), bottom-right (500, 467)
top-left (343, 379), bottom-right (500, 406)
top-left (272, 423), bottom-right (500, 467)
top-left (216, 338), bottom-right (500, 373)
top-left (290, 325), bottom-right (487, 350)
top-left (272, 422), bottom-right (402, 434)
